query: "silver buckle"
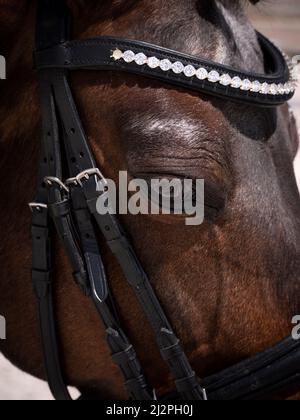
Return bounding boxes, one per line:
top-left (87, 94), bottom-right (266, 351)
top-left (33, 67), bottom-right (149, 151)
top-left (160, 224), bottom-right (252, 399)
top-left (28, 202), bottom-right (48, 213)
top-left (202, 388), bottom-right (208, 401)
top-left (65, 168), bottom-right (108, 188)
top-left (44, 176), bottom-right (69, 193)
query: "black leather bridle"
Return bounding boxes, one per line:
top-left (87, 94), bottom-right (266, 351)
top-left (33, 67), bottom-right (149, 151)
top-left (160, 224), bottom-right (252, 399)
top-left (29, 0), bottom-right (300, 401)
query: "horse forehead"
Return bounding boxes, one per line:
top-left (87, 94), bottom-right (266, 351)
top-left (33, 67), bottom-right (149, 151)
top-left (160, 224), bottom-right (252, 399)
top-left (66, 0), bottom-right (263, 75)
top-left (120, 105), bottom-right (226, 143)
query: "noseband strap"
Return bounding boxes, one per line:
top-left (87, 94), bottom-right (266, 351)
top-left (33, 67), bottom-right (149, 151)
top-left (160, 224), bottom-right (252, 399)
top-left (30, 0), bottom-right (300, 401)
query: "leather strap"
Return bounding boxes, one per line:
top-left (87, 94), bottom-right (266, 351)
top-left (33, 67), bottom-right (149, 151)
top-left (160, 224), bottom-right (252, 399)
top-left (31, 75), bottom-right (72, 401)
top-left (35, 34), bottom-right (294, 107)
top-left (33, 0), bottom-right (155, 401)
top-left (201, 337), bottom-right (300, 400)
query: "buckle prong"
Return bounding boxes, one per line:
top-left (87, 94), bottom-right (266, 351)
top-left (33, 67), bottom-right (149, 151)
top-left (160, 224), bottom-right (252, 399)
top-left (65, 168), bottom-right (108, 188)
top-left (28, 202), bottom-right (48, 213)
top-left (44, 176), bottom-right (69, 193)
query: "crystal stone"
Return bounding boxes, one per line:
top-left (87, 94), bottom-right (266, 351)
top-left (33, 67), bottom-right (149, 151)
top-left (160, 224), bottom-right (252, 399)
top-left (184, 65), bottom-right (196, 77)
top-left (112, 49), bottom-right (123, 61)
top-left (260, 83), bottom-right (270, 95)
top-left (231, 76), bottom-right (242, 89)
top-left (284, 83), bottom-right (291, 94)
top-left (269, 84), bottom-right (278, 95)
top-left (250, 81), bottom-right (261, 93)
top-left (219, 74), bottom-right (232, 86)
top-left (160, 59), bottom-right (172, 71)
top-left (123, 50), bottom-right (135, 63)
top-left (240, 79), bottom-right (252, 91)
top-left (147, 57), bottom-right (160, 69)
top-left (196, 68), bottom-right (208, 80)
top-left (172, 61), bottom-right (185, 74)
top-left (208, 70), bottom-right (220, 83)
top-left (135, 53), bottom-right (147, 66)
top-left (278, 84), bottom-right (285, 95)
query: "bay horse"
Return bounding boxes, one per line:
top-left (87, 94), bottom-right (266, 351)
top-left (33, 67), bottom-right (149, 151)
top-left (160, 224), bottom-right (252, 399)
top-left (0, 0), bottom-right (300, 400)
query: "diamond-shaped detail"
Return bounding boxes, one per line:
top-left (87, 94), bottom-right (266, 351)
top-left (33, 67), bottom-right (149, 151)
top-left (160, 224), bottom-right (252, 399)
top-left (251, 81), bottom-right (261, 93)
top-left (269, 84), bottom-right (278, 95)
top-left (135, 53), bottom-right (147, 66)
top-left (112, 49), bottom-right (123, 61)
top-left (172, 61), bottom-right (184, 74)
top-left (123, 50), bottom-right (135, 63)
top-left (284, 84), bottom-right (290, 94)
top-left (147, 57), bottom-right (160, 69)
top-left (184, 65), bottom-right (196, 78)
top-left (208, 70), bottom-right (220, 83)
top-left (219, 74), bottom-right (232, 86)
top-left (285, 83), bottom-right (292, 95)
top-left (278, 84), bottom-right (285, 95)
top-left (114, 47), bottom-right (296, 99)
top-left (196, 68), bottom-right (208, 80)
top-left (231, 76), bottom-right (242, 89)
top-left (240, 79), bottom-right (252, 91)
top-left (260, 83), bottom-right (270, 94)
top-left (160, 59), bottom-right (172, 71)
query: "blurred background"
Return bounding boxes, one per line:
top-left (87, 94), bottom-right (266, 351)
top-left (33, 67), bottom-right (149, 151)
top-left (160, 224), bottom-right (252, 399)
top-left (0, 0), bottom-right (299, 400)
top-left (249, 0), bottom-right (300, 188)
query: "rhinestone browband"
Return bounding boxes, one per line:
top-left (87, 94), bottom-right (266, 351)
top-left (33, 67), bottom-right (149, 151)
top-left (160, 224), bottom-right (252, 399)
top-left (112, 48), bottom-right (297, 96)
top-left (35, 33), bottom-right (297, 106)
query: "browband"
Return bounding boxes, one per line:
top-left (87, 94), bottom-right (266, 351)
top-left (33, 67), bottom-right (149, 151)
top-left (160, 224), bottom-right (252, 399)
top-left (35, 33), bottom-right (296, 107)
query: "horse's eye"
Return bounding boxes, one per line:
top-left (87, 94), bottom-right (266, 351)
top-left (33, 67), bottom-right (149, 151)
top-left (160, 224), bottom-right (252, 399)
top-left (133, 175), bottom-right (227, 222)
